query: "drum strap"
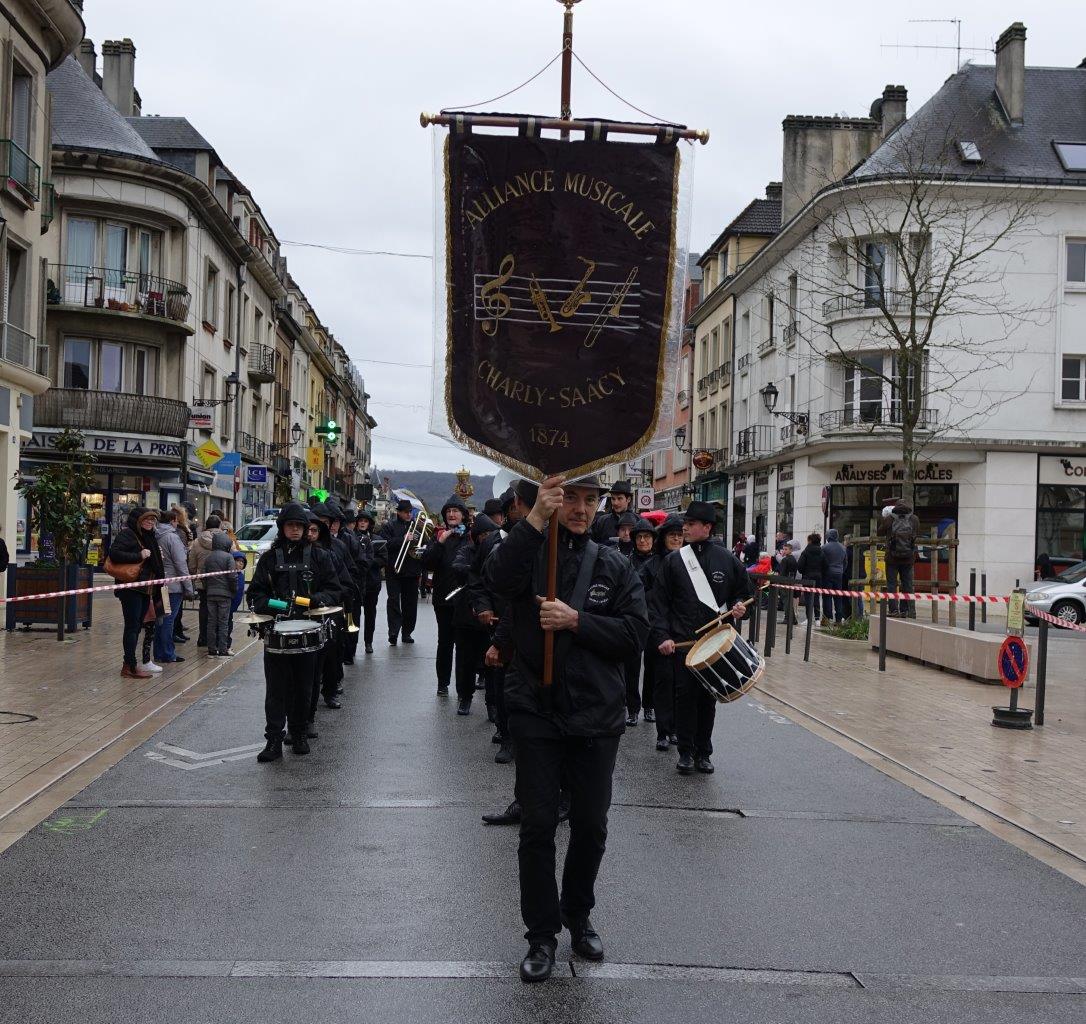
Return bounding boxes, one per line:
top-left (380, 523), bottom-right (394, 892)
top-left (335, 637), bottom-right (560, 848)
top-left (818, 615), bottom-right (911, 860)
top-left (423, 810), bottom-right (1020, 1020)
top-left (274, 547), bottom-right (312, 603)
top-left (680, 545), bottom-right (722, 615)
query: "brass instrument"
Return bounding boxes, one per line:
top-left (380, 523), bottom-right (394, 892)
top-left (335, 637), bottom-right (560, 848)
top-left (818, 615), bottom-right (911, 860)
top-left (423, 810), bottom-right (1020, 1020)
top-left (394, 512), bottom-right (433, 574)
top-left (560, 257), bottom-right (595, 318)
top-left (345, 612), bottom-right (360, 634)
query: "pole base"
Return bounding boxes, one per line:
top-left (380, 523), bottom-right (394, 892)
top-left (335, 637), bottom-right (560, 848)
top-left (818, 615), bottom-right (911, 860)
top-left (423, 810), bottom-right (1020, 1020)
top-left (991, 705), bottom-right (1034, 729)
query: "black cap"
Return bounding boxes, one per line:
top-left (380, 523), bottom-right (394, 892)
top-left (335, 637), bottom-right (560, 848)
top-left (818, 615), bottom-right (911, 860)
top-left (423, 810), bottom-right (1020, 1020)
top-left (276, 502), bottom-right (310, 529)
top-left (683, 501), bottom-right (718, 526)
top-left (396, 499), bottom-right (414, 512)
top-left (499, 487), bottom-right (516, 511)
top-left (631, 516), bottom-right (656, 536)
top-left (482, 498), bottom-right (503, 517)
top-left (617, 511), bottom-right (641, 528)
top-left (514, 479), bottom-right (539, 506)
top-left (609, 480), bottom-right (633, 496)
top-left (470, 513), bottom-right (500, 540)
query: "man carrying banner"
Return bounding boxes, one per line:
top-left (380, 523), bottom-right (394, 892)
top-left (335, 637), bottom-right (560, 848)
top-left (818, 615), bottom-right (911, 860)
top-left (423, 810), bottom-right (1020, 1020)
top-left (486, 474), bottom-right (648, 983)
top-left (649, 501), bottom-right (750, 775)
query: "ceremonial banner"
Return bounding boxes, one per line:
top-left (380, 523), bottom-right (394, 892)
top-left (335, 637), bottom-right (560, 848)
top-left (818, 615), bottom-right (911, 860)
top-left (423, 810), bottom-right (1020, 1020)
top-left (432, 130), bottom-right (690, 478)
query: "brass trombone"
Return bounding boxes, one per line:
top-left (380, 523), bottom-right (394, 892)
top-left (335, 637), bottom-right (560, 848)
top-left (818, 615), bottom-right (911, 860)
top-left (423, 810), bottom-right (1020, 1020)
top-left (394, 512), bottom-right (433, 574)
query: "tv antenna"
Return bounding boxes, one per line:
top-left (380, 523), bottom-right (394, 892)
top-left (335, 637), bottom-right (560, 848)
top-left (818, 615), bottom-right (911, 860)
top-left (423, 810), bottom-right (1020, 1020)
top-left (881, 18), bottom-right (991, 72)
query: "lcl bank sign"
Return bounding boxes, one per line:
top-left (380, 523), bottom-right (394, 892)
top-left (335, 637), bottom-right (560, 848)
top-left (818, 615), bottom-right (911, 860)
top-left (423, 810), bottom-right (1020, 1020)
top-left (1039, 455), bottom-right (1086, 485)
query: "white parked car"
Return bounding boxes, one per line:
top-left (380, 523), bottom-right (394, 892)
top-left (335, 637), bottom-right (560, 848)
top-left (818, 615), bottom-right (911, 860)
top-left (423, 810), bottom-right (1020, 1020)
top-left (1025, 560), bottom-right (1086, 625)
top-left (234, 517), bottom-right (279, 579)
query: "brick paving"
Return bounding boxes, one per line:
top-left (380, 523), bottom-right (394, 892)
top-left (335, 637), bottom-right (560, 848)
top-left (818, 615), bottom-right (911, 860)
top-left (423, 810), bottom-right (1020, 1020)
top-left (757, 620), bottom-right (1086, 870)
top-left (0, 584), bottom-right (259, 849)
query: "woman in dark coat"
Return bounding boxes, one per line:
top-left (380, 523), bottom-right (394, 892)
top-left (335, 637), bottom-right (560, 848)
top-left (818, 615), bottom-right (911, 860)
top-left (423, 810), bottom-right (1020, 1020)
top-left (110, 507), bottom-right (166, 678)
top-left (642, 513), bottom-right (684, 750)
top-left (796, 532), bottom-right (827, 623)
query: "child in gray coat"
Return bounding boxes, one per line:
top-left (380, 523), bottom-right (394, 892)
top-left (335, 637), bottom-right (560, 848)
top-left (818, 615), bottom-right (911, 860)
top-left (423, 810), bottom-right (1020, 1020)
top-left (203, 531), bottom-right (237, 656)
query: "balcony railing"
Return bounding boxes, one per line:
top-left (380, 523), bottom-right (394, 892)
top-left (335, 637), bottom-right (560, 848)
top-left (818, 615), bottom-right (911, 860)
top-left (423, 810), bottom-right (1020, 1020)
top-left (247, 342), bottom-right (276, 383)
top-left (737, 353), bottom-right (750, 374)
top-left (238, 431), bottom-right (267, 462)
top-left (47, 264), bottom-right (191, 324)
top-left (696, 377), bottom-right (709, 397)
top-left (1, 322), bottom-right (38, 371)
top-left (822, 289), bottom-right (933, 321)
top-left (819, 406), bottom-right (938, 431)
top-left (1, 139), bottom-right (40, 201)
top-left (718, 362), bottom-right (732, 381)
top-left (707, 368), bottom-right (720, 393)
top-left (676, 388), bottom-right (690, 408)
top-left (40, 182), bottom-right (56, 232)
top-left (34, 389), bottom-right (190, 437)
top-left (783, 320), bottom-right (798, 347)
top-left (757, 336), bottom-right (776, 356)
top-left (735, 424), bottom-right (777, 462)
top-left (271, 455), bottom-right (291, 477)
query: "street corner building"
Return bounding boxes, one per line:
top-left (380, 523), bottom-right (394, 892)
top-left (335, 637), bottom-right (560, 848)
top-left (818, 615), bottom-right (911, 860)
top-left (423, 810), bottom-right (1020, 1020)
top-left (683, 24), bottom-right (1086, 596)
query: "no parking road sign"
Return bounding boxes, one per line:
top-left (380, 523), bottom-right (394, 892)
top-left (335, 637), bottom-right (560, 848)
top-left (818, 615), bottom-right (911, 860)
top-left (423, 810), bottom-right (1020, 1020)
top-left (998, 635), bottom-right (1029, 688)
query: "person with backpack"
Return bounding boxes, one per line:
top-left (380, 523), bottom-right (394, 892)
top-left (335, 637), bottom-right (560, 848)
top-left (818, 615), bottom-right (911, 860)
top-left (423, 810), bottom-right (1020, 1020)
top-left (796, 533), bottom-right (827, 624)
top-left (879, 502), bottom-right (921, 617)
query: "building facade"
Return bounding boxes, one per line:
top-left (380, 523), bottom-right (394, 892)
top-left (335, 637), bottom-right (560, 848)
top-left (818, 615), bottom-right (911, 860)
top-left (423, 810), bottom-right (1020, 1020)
top-left (0, 0), bottom-right (83, 553)
top-left (722, 24), bottom-right (1086, 596)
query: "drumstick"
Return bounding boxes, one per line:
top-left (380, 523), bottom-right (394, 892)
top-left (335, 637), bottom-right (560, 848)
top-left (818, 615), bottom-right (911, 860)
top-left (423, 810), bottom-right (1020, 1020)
top-left (694, 595), bottom-right (758, 636)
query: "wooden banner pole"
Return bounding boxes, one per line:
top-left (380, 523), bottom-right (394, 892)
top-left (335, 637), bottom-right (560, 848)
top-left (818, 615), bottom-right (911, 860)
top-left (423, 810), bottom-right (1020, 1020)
top-left (542, 509), bottom-right (560, 685)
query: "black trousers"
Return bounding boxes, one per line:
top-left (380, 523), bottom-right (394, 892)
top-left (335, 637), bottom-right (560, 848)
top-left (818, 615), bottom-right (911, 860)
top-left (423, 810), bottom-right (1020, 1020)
top-left (674, 663), bottom-right (716, 757)
top-left (386, 576), bottom-right (419, 639)
top-left (197, 591), bottom-right (208, 644)
top-left (363, 587), bottom-right (380, 645)
top-left (454, 627), bottom-right (489, 702)
top-left (509, 715), bottom-right (620, 947)
top-left (433, 602), bottom-right (456, 688)
top-left (265, 648), bottom-right (318, 740)
top-left (316, 621), bottom-right (343, 708)
top-left (652, 653), bottom-right (676, 740)
top-left (488, 663), bottom-right (509, 737)
top-left (623, 652), bottom-right (642, 717)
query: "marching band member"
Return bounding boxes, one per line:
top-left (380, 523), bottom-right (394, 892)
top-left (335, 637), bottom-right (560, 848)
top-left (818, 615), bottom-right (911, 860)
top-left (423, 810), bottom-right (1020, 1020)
top-left (355, 507), bottom-right (384, 653)
top-left (590, 480), bottom-right (633, 543)
top-left (485, 475), bottom-right (648, 983)
top-left (649, 501), bottom-right (750, 776)
top-left (335, 506), bottom-right (368, 665)
top-left (449, 512), bottom-right (499, 715)
top-left (310, 505), bottom-right (360, 710)
top-left (378, 499), bottom-right (423, 645)
top-left (248, 503), bottom-right (341, 762)
top-left (639, 513), bottom-right (684, 749)
top-left (622, 517), bottom-right (658, 726)
top-left (421, 497), bottom-right (470, 696)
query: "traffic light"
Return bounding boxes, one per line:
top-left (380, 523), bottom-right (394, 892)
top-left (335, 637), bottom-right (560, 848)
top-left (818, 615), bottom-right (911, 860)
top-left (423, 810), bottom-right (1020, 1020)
top-left (316, 419), bottom-right (341, 446)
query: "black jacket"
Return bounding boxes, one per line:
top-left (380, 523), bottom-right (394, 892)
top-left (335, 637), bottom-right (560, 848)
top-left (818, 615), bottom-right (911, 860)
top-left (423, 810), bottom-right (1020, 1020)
top-left (357, 528), bottom-right (384, 594)
top-left (590, 509), bottom-right (625, 544)
top-left (248, 535), bottom-right (341, 615)
top-left (485, 520), bottom-right (649, 737)
top-left (797, 541), bottom-right (826, 580)
top-left (109, 508), bottom-right (165, 596)
top-left (649, 541), bottom-right (752, 647)
top-left (378, 516), bottom-right (423, 578)
top-left (421, 527), bottom-right (469, 602)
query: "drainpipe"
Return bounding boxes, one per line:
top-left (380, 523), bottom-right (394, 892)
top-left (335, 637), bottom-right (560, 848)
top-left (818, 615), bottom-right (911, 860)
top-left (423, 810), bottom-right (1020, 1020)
top-left (232, 263), bottom-right (246, 518)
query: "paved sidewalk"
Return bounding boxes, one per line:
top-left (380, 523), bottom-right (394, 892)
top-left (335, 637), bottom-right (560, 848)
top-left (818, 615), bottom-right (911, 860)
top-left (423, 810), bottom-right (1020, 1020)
top-left (757, 618), bottom-right (1086, 877)
top-left (0, 586), bottom-right (259, 851)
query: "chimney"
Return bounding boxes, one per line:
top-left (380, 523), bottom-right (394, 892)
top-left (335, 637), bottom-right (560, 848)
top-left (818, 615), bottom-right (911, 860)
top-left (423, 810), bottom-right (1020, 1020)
top-left (879, 85), bottom-right (907, 137)
top-left (781, 115), bottom-right (881, 223)
top-left (77, 39), bottom-right (96, 79)
top-left (101, 38), bottom-right (137, 117)
top-left (995, 22), bottom-right (1026, 126)
top-left (765, 182), bottom-right (782, 201)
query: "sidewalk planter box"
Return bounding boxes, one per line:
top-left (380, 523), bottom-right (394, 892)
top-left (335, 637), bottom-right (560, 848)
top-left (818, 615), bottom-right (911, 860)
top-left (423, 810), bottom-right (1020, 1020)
top-left (870, 616), bottom-right (1032, 684)
top-left (5, 565), bottom-right (94, 632)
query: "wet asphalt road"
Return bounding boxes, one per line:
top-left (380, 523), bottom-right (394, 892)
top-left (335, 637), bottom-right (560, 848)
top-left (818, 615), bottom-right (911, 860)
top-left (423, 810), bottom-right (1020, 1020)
top-left (0, 604), bottom-right (1083, 1022)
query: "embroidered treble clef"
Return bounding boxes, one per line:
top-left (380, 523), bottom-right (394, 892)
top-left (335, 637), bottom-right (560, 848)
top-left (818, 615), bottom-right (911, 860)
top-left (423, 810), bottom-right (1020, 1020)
top-left (479, 254), bottom-right (515, 337)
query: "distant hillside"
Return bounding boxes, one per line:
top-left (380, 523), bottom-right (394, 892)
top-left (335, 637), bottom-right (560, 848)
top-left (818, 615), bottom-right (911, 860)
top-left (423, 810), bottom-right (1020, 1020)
top-left (375, 468), bottom-right (495, 513)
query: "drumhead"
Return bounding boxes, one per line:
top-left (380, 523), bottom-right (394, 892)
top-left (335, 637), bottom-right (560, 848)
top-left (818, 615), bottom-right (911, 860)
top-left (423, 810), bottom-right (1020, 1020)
top-left (273, 619), bottom-right (321, 635)
top-left (685, 624), bottom-right (736, 669)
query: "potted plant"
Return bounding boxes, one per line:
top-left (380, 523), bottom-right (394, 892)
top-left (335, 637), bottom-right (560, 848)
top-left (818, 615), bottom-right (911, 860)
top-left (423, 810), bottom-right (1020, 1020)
top-left (12, 429), bottom-right (97, 637)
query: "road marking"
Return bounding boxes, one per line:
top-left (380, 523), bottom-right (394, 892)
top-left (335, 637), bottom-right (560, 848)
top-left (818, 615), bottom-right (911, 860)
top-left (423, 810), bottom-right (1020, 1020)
top-left (42, 810), bottom-right (108, 835)
top-left (145, 742), bottom-right (265, 771)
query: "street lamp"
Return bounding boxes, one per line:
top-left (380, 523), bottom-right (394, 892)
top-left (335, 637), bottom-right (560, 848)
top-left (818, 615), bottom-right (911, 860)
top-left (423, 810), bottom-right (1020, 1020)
top-left (674, 424), bottom-right (690, 452)
top-left (192, 370), bottom-right (241, 408)
top-left (290, 421), bottom-right (303, 445)
top-left (760, 381), bottom-right (809, 435)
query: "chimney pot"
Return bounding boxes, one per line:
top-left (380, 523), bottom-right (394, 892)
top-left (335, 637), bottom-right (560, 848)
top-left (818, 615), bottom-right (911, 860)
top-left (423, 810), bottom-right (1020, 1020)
top-left (878, 84), bottom-right (908, 137)
top-left (765, 181), bottom-right (782, 200)
top-left (995, 22), bottom-right (1026, 126)
top-left (76, 39), bottom-right (96, 79)
top-left (101, 38), bottom-right (138, 117)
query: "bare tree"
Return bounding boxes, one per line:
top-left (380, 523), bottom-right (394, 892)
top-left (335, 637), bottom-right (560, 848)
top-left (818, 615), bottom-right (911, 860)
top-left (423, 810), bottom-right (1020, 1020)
top-left (784, 119), bottom-right (1049, 508)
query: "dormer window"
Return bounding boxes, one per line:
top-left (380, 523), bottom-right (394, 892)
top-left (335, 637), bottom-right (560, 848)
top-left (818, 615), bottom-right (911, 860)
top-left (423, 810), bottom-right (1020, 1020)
top-left (1053, 141), bottom-right (1086, 172)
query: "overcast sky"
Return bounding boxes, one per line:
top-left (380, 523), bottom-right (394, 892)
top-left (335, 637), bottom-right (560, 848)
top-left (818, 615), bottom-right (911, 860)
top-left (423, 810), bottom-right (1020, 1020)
top-left (83, 1), bottom-right (1084, 481)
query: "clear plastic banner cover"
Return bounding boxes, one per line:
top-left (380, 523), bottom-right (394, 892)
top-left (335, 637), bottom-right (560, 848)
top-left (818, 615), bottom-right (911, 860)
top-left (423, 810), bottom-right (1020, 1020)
top-left (430, 126), bottom-right (694, 483)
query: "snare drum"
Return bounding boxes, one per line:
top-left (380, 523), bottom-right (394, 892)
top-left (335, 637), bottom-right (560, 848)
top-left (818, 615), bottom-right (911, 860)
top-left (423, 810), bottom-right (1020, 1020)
top-left (684, 624), bottom-right (764, 703)
top-left (265, 618), bottom-right (325, 655)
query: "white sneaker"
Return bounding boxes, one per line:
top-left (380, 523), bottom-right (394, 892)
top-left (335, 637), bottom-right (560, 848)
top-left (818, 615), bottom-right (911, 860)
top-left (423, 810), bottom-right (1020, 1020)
top-left (142, 661), bottom-right (164, 674)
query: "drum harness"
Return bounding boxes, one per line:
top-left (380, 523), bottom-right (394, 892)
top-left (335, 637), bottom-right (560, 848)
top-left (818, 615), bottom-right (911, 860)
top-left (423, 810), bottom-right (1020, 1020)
top-left (679, 544), bottom-right (727, 618)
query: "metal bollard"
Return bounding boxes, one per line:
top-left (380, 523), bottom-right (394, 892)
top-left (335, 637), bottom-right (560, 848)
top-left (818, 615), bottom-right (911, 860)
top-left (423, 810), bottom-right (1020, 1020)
top-left (803, 599), bottom-right (813, 662)
top-left (968, 568), bottom-right (976, 632)
top-left (764, 585), bottom-right (776, 658)
top-left (1035, 619), bottom-right (1048, 726)
top-left (981, 573), bottom-right (987, 624)
top-left (878, 598), bottom-right (887, 671)
top-left (784, 588), bottom-right (794, 655)
top-left (751, 589), bottom-right (761, 645)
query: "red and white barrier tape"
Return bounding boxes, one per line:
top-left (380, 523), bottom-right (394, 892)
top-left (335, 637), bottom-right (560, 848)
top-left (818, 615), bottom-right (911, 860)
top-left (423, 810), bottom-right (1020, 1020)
top-left (1025, 605), bottom-right (1086, 634)
top-left (0, 569), bottom-right (239, 606)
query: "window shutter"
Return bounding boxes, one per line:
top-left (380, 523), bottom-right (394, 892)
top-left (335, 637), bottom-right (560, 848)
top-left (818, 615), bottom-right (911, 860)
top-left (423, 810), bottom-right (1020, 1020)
top-left (0, 40), bottom-right (12, 141)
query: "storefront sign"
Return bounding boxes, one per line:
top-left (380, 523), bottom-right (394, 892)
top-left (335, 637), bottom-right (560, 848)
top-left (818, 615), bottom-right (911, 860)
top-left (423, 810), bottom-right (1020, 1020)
top-left (1039, 455), bottom-right (1086, 486)
top-left (692, 449), bottom-right (715, 471)
top-left (189, 409), bottom-right (214, 430)
top-left (195, 439), bottom-right (224, 467)
top-left (212, 451), bottom-right (241, 474)
top-left (306, 446), bottom-right (324, 471)
top-left (833, 462), bottom-right (954, 483)
top-left (245, 465), bottom-right (269, 485)
top-left (779, 462), bottom-right (794, 484)
top-left (26, 429), bottom-right (184, 461)
top-left (754, 472), bottom-right (770, 491)
top-left (733, 475), bottom-right (748, 493)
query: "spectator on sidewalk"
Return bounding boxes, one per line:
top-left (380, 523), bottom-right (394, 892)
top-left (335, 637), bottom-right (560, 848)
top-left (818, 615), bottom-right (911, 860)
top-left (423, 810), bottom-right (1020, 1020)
top-left (202, 531), bottom-right (237, 657)
top-left (110, 507), bottom-right (165, 679)
top-left (227, 550), bottom-right (247, 650)
top-left (154, 510), bottom-right (194, 664)
top-left (797, 532), bottom-right (827, 624)
top-left (879, 502), bottom-right (920, 617)
top-left (170, 506), bottom-right (194, 643)
top-left (0, 526), bottom-right (8, 576)
top-left (823, 529), bottom-right (849, 623)
top-left (188, 515), bottom-right (223, 647)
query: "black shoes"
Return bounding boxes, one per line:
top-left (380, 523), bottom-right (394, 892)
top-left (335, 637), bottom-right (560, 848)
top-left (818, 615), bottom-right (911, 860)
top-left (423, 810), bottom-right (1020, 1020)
top-left (437, 684), bottom-right (450, 696)
top-left (519, 943), bottom-right (555, 983)
top-left (494, 742), bottom-right (514, 765)
top-left (403, 636), bottom-right (415, 644)
top-left (481, 800), bottom-right (521, 825)
top-left (325, 699), bottom-right (343, 710)
top-left (695, 756), bottom-right (714, 774)
top-left (625, 712), bottom-right (638, 727)
top-left (656, 737), bottom-right (671, 751)
top-left (257, 739), bottom-right (282, 763)
top-left (566, 918), bottom-right (605, 961)
top-left (292, 735), bottom-right (310, 755)
top-left (388, 636), bottom-right (397, 646)
top-left (644, 708), bottom-right (656, 723)
top-left (306, 722), bottom-right (319, 739)
top-left (491, 729), bottom-right (504, 744)
top-left (342, 656), bottom-right (354, 666)
top-left (676, 754), bottom-right (695, 775)
top-left (456, 699), bottom-right (471, 715)
top-left (365, 644), bottom-right (374, 654)
top-left (486, 705), bottom-right (496, 724)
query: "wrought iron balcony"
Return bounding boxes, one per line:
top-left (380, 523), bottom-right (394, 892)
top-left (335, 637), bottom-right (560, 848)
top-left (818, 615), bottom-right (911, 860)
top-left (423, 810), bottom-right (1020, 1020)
top-left (737, 353), bottom-right (750, 374)
top-left (47, 264), bottom-right (191, 324)
top-left (271, 454), bottom-right (291, 477)
top-left (735, 424), bottom-right (776, 462)
top-left (822, 289), bottom-right (933, 321)
top-left (1, 139), bottom-right (40, 201)
top-left (247, 342), bottom-right (276, 383)
top-left (238, 431), bottom-right (267, 462)
top-left (819, 406), bottom-right (938, 431)
top-left (708, 368), bottom-right (720, 393)
top-left (757, 336), bottom-right (776, 356)
top-left (34, 389), bottom-right (190, 437)
top-left (783, 320), bottom-right (798, 347)
top-left (696, 377), bottom-right (709, 397)
top-left (1, 322), bottom-right (39, 372)
top-left (718, 362), bottom-right (732, 380)
top-left (40, 182), bottom-right (56, 232)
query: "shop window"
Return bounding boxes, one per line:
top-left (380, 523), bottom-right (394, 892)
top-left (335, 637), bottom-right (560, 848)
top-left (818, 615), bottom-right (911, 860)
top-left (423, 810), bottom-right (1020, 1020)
top-left (776, 487), bottom-right (793, 539)
top-left (1062, 356), bottom-right (1086, 401)
top-left (1036, 484), bottom-right (1086, 562)
top-left (731, 495), bottom-right (746, 546)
